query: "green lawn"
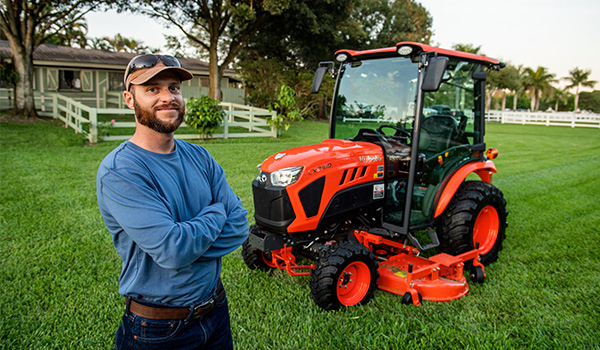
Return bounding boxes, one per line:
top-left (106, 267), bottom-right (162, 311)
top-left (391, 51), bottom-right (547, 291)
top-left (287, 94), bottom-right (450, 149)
top-left (1, 119), bottom-right (598, 349)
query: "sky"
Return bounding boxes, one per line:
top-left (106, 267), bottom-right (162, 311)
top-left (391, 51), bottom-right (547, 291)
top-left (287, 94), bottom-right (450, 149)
top-left (86, 0), bottom-right (600, 91)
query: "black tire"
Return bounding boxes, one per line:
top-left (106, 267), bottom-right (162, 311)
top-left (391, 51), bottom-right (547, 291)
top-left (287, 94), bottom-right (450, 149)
top-left (402, 292), bottom-right (423, 305)
top-left (310, 241), bottom-right (379, 311)
top-left (241, 239), bottom-right (278, 271)
top-left (470, 266), bottom-right (485, 283)
top-left (437, 181), bottom-right (508, 266)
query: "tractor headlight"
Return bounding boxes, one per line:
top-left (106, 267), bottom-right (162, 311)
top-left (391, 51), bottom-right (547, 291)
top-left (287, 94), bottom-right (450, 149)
top-left (270, 166), bottom-right (303, 187)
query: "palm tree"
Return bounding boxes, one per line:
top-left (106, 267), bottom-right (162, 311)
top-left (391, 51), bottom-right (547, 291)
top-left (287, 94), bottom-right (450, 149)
top-left (563, 67), bottom-right (597, 111)
top-left (524, 66), bottom-right (556, 112)
top-left (550, 87), bottom-right (569, 111)
top-left (45, 10), bottom-right (88, 48)
top-left (511, 64), bottom-right (527, 111)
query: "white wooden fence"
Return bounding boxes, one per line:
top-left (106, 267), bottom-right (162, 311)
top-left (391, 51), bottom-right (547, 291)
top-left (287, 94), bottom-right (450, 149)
top-left (487, 110), bottom-right (600, 128)
top-left (50, 93), bottom-right (276, 143)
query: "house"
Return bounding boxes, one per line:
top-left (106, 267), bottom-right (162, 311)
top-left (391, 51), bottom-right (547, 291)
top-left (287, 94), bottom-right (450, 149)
top-left (0, 40), bottom-right (246, 111)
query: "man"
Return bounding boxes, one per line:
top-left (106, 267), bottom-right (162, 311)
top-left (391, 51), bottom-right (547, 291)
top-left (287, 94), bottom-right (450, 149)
top-left (96, 54), bottom-right (248, 349)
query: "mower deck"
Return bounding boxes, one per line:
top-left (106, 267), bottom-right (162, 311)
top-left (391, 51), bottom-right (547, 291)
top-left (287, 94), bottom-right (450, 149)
top-left (355, 229), bottom-right (485, 305)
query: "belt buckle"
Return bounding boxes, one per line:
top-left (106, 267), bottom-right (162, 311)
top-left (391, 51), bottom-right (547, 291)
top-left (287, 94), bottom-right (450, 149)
top-left (191, 297), bottom-right (215, 320)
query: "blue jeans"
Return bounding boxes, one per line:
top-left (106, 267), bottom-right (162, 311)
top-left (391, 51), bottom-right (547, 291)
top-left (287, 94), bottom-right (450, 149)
top-left (114, 292), bottom-right (233, 350)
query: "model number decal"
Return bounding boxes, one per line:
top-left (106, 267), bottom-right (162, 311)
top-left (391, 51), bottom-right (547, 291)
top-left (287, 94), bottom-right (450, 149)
top-left (308, 163), bottom-right (331, 175)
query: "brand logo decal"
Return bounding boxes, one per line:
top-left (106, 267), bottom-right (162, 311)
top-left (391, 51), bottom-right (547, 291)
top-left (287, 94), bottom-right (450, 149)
top-left (308, 163), bottom-right (331, 175)
top-left (274, 153), bottom-right (286, 160)
top-left (359, 155), bottom-right (382, 163)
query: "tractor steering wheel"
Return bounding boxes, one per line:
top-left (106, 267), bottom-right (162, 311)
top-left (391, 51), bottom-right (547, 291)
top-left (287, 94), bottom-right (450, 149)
top-left (377, 124), bottom-right (411, 143)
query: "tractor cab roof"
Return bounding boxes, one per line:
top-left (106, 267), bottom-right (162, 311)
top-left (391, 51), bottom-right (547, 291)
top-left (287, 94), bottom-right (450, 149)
top-left (335, 41), bottom-right (503, 70)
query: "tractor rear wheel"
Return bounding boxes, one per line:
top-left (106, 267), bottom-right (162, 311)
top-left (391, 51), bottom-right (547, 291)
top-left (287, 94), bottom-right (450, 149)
top-left (437, 181), bottom-right (508, 266)
top-left (242, 239), bottom-right (279, 271)
top-left (310, 241), bottom-right (379, 311)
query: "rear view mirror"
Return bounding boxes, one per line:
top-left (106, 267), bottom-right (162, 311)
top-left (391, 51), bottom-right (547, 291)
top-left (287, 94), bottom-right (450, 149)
top-left (422, 56), bottom-right (449, 92)
top-left (311, 66), bottom-right (328, 93)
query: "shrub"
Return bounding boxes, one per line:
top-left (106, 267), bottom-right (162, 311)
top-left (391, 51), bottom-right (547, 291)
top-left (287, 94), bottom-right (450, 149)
top-left (185, 96), bottom-right (225, 139)
top-left (267, 85), bottom-right (303, 137)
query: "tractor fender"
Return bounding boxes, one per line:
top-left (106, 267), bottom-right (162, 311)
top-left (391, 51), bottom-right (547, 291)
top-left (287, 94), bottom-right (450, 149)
top-left (433, 160), bottom-right (497, 218)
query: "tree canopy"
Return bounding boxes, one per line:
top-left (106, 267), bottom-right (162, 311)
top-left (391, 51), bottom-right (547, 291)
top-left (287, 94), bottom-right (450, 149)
top-left (0, 0), bottom-right (111, 118)
top-left (121, 0), bottom-right (289, 100)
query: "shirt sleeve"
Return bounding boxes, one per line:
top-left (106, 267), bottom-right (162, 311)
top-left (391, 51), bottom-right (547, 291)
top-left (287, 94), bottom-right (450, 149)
top-left (99, 168), bottom-right (228, 270)
top-left (198, 155), bottom-right (249, 260)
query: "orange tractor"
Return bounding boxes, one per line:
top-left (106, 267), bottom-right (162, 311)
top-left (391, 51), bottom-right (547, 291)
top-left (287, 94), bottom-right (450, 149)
top-left (243, 42), bottom-right (508, 310)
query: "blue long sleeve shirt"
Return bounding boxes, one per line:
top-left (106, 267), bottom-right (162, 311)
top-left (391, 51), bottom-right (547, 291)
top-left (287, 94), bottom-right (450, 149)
top-left (96, 140), bottom-right (248, 306)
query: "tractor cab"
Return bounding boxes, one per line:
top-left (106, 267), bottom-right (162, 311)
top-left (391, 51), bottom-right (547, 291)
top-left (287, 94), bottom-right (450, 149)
top-left (310, 43), bottom-right (503, 249)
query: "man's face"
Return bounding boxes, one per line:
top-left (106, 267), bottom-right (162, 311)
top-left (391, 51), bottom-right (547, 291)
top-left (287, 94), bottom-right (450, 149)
top-left (128, 71), bottom-right (185, 134)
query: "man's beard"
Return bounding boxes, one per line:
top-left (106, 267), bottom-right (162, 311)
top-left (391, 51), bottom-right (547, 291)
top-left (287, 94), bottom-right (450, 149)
top-left (134, 99), bottom-right (185, 134)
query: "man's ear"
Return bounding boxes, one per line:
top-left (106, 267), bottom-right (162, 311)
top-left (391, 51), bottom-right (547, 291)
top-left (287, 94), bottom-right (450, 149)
top-left (123, 90), bottom-right (135, 110)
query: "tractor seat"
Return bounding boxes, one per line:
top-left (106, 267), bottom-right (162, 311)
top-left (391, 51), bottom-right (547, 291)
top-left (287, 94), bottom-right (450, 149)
top-left (419, 115), bottom-right (458, 155)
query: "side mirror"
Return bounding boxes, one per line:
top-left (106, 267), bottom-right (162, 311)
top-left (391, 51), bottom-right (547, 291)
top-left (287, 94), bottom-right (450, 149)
top-left (421, 56), bottom-right (449, 92)
top-left (311, 66), bottom-right (328, 93)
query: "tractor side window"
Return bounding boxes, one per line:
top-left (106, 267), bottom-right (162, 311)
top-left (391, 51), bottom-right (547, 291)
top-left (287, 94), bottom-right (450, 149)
top-left (420, 60), bottom-right (481, 156)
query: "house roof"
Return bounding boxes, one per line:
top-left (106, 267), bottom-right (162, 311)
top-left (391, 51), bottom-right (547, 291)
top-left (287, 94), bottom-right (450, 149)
top-left (0, 40), bottom-right (234, 77)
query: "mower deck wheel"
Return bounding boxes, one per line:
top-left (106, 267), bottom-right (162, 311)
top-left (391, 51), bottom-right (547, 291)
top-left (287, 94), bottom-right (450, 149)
top-left (470, 266), bottom-right (485, 284)
top-left (402, 292), bottom-right (423, 306)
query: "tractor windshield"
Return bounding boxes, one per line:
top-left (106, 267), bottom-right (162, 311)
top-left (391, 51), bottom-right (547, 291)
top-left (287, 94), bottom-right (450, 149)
top-left (331, 57), bottom-right (419, 140)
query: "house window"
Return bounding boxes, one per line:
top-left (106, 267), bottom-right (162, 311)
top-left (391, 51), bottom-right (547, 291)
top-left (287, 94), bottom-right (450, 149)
top-left (200, 77), bottom-right (209, 87)
top-left (109, 72), bottom-right (125, 91)
top-left (59, 70), bottom-right (81, 91)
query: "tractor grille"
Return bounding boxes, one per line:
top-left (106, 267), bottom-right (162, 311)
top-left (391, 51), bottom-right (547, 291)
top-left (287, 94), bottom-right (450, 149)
top-left (339, 166), bottom-right (368, 186)
top-left (252, 177), bottom-right (295, 233)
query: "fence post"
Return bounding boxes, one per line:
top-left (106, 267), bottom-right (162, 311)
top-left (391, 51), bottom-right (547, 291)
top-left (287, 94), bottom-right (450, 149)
top-left (223, 112), bottom-right (229, 139)
top-left (271, 111), bottom-right (277, 137)
top-left (52, 94), bottom-right (58, 119)
top-left (89, 109), bottom-right (98, 143)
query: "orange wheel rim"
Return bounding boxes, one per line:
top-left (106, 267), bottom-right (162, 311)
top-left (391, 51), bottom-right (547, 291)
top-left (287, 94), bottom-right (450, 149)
top-left (473, 205), bottom-right (499, 255)
top-left (336, 261), bottom-right (371, 306)
top-left (262, 252), bottom-right (278, 268)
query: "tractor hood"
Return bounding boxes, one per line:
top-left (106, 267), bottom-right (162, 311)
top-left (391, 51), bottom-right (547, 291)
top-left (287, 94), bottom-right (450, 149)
top-left (261, 138), bottom-right (384, 179)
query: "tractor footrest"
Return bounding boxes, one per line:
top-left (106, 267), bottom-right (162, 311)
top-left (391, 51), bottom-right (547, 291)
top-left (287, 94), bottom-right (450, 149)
top-left (429, 253), bottom-right (461, 267)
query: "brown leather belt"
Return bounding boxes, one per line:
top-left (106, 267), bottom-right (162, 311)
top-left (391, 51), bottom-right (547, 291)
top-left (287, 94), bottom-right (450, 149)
top-left (126, 281), bottom-right (224, 321)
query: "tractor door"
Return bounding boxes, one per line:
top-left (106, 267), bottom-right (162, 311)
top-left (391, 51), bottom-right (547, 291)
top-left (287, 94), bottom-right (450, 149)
top-left (384, 59), bottom-right (487, 229)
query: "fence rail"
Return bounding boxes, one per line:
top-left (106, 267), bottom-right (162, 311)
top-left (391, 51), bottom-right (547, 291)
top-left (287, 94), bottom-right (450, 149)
top-left (487, 110), bottom-right (600, 128)
top-left (49, 93), bottom-right (276, 142)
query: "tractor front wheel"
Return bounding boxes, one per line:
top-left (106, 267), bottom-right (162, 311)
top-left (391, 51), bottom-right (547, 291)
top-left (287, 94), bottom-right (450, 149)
top-left (310, 242), bottom-right (379, 311)
top-left (437, 181), bottom-right (508, 266)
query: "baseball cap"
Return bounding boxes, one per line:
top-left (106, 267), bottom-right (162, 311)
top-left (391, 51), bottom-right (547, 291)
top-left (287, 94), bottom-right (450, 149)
top-left (124, 54), bottom-right (193, 91)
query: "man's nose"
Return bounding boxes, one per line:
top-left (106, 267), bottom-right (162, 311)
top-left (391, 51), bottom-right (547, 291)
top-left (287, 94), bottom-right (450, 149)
top-left (158, 88), bottom-right (175, 102)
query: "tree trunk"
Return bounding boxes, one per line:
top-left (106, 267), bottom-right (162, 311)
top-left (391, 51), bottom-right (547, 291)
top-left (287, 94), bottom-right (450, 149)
top-left (574, 85), bottom-right (580, 111)
top-left (512, 91), bottom-right (518, 111)
top-left (7, 37), bottom-right (38, 118)
top-left (208, 40), bottom-right (222, 101)
top-left (530, 88), bottom-right (536, 112)
top-left (501, 92), bottom-right (506, 111)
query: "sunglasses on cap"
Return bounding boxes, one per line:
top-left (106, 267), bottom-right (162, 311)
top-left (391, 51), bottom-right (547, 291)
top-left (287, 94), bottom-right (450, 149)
top-left (124, 54), bottom-right (182, 80)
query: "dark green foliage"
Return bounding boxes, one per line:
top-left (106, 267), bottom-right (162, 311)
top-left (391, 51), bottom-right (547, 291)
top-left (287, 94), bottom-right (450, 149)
top-left (185, 96), bottom-right (225, 139)
top-left (579, 90), bottom-right (600, 113)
